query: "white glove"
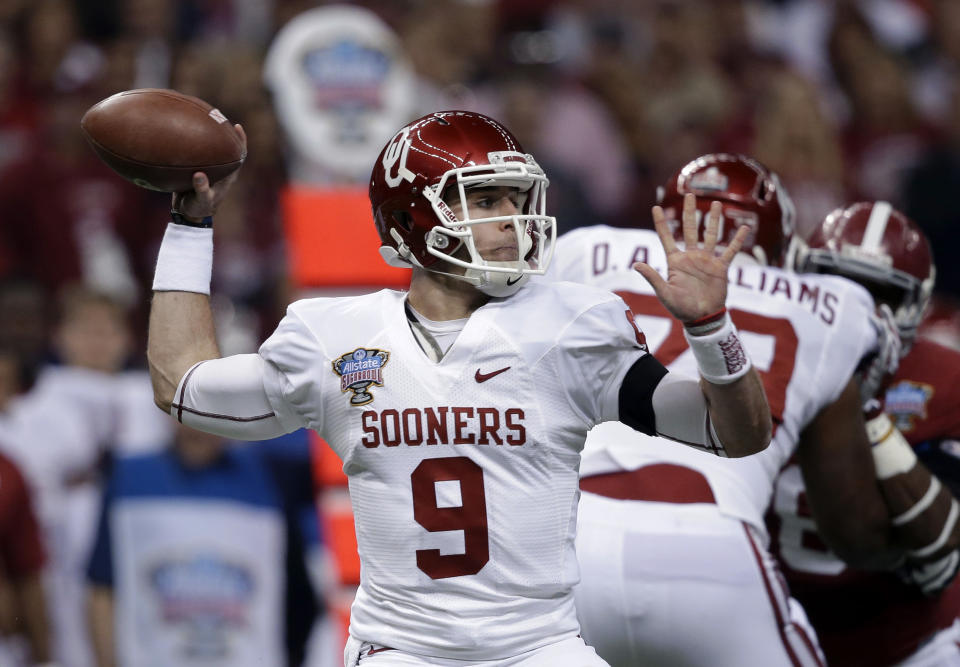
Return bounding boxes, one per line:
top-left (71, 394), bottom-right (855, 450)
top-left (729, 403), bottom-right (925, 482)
top-left (899, 550), bottom-right (960, 596)
top-left (860, 304), bottom-right (902, 407)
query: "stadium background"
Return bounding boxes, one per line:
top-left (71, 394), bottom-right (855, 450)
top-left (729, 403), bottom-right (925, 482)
top-left (3, 0), bottom-right (960, 665)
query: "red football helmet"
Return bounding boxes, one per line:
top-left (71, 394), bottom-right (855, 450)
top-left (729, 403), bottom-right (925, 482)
top-left (657, 153), bottom-right (796, 267)
top-left (790, 201), bottom-right (935, 349)
top-left (369, 110), bottom-right (555, 296)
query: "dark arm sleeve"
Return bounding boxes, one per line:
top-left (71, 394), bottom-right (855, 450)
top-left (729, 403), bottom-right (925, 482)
top-left (617, 354), bottom-right (669, 436)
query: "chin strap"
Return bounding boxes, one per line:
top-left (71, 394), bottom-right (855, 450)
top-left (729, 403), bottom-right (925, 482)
top-left (472, 263), bottom-right (530, 297)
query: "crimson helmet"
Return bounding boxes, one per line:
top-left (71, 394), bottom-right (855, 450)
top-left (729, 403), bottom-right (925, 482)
top-left (657, 154), bottom-right (796, 267)
top-left (789, 201), bottom-right (935, 351)
top-left (369, 110), bottom-right (556, 297)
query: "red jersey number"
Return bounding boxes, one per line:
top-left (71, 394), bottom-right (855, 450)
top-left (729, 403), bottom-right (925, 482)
top-left (614, 291), bottom-right (798, 426)
top-left (411, 457), bottom-right (490, 579)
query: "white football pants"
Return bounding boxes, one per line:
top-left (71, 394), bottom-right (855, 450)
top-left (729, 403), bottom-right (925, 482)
top-left (348, 635), bottom-right (609, 666)
top-left (574, 473), bottom-right (824, 667)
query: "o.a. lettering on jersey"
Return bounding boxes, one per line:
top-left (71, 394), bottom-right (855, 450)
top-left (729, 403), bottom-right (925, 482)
top-left (361, 406), bottom-right (526, 447)
top-left (592, 242), bottom-right (650, 277)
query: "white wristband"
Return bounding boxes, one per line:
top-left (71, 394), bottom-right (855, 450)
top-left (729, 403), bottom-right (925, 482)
top-left (152, 222), bottom-right (214, 294)
top-left (867, 412), bottom-right (918, 479)
top-left (683, 314), bottom-right (752, 384)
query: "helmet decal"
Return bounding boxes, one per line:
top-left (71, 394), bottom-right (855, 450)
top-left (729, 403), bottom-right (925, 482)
top-left (382, 127), bottom-right (415, 187)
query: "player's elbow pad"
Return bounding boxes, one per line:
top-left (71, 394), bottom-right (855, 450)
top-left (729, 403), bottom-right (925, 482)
top-left (172, 354), bottom-right (291, 440)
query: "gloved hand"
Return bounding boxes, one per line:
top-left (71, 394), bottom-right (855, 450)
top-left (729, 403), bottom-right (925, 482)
top-left (859, 304), bottom-right (902, 408)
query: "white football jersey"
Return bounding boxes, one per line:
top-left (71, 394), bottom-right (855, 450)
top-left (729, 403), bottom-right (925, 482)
top-left (258, 281), bottom-right (651, 659)
top-left (547, 225), bottom-right (879, 535)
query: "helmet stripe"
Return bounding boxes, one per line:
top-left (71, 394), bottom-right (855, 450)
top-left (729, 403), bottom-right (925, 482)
top-left (862, 201), bottom-right (893, 251)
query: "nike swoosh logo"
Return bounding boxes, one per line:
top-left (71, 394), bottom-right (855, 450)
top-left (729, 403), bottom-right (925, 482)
top-left (475, 366), bottom-right (511, 383)
top-left (506, 276), bottom-right (523, 286)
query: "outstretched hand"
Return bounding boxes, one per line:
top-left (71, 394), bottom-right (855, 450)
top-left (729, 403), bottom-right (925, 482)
top-left (633, 192), bottom-right (748, 323)
top-left (171, 123), bottom-right (247, 221)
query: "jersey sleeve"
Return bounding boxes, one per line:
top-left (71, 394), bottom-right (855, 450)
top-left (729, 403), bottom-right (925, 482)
top-left (173, 355), bottom-right (290, 440)
top-left (548, 293), bottom-right (651, 428)
top-left (259, 304), bottom-right (330, 434)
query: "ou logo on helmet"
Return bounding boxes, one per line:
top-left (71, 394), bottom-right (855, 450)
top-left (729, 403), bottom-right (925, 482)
top-left (382, 127), bottom-right (415, 187)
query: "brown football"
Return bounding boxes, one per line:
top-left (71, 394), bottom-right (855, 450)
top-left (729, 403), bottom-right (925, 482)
top-left (80, 88), bottom-right (245, 192)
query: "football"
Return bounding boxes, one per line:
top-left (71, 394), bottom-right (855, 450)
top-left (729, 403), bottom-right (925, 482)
top-left (80, 88), bottom-right (246, 192)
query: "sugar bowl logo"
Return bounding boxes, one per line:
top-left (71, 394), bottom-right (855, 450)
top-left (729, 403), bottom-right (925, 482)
top-left (333, 348), bottom-right (389, 405)
top-left (149, 555), bottom-right (254, 659)
top-left (885, 380), bottom-right (934, 432)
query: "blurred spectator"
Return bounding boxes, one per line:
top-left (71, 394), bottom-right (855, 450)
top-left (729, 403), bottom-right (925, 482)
top-left (464, 64), bottom-right (627, 231)
top-left (748, 68), bottom-right (847, 237)
top-left (913, 0), bottom-right (960, 123)
top-left (87, 426), bottom-right (321, 667)
top-left (399, 0), bottom-right (497, 104)
top-left (0, 90), bottom-right (168, 312)
top-left (0, 280), bottom-right (50, 384)
top-left (903, 76), bottom-right (960, 300)
top-left (45, 285), bottom-right (172, 455)
top-left (0, 285), bottom-right (172, 667)
top-left (0, 447), bottom-right (51, 666)
top-left (0, 342), bottom-right (97, 667)
top-left (22, 0), bottom-right (102, 96)
top-left (0, 29), bottom-right (39, 174)
top-left (829, 4), bottom-right (936, 205)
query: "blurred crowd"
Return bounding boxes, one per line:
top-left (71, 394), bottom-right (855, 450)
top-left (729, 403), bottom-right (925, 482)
top-left (3, 0), bottom-right (960, 665)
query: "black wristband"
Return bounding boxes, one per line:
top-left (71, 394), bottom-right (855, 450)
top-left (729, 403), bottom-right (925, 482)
top-left (170, 210), bottom-right (213, 228)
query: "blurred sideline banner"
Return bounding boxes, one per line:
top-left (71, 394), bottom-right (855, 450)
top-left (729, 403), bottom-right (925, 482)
top-left (282, 185), bottom-right (410, 289)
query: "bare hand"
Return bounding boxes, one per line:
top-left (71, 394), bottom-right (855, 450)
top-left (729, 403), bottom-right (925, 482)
top-left (634, 192), bottom-right (748, 323)
top-left (171, 124), bottom-right (247, 221)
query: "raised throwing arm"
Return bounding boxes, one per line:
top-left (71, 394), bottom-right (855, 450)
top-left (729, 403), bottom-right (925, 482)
top-left (147, 126), bottom-right (244, 413)
top-left (146, 127), bottom-right (290, 441)
top-left (634, 193), bottom-right (772, 457)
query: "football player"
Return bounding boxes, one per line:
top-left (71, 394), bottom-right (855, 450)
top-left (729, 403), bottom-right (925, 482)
top-left (144, 112), bottom-right (771, 666)
top-left (781, 201), bottom-right (960, 666)
top-left (549, 154), bottom-right (946, 666)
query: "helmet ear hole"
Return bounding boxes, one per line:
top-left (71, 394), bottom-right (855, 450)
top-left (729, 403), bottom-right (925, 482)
top-left (391, 210), bottom-right (413, 233)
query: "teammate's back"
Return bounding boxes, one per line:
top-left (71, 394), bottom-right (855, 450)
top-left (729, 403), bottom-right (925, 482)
top-left (555, 154), bottom-right (889, 666)
top-left (550, 223), bottom-right (876, 530)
